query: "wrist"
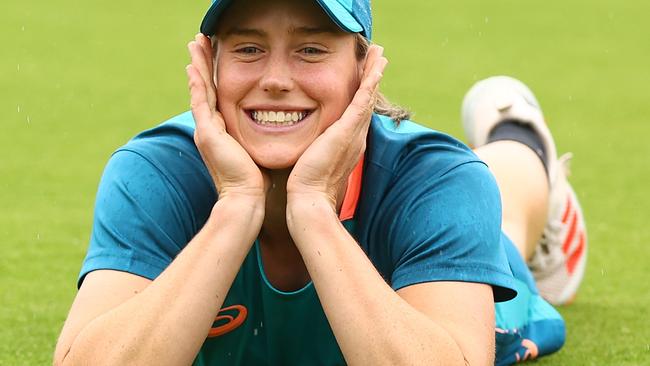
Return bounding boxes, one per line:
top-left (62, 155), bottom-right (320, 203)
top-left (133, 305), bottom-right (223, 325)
top-left (209, 194), bottom-right (265, 229)
top-left (286, 192), bottom-right (336, 219)
top-left (286, 194), bottom-right (340, 241)
top-left (286, 191), bottom-right (336, 212)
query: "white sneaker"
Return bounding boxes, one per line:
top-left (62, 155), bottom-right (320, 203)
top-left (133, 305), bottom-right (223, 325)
top-left (461, 75), bottom-right (558, 183)
top-left (529, 153), bottom-right (588, 305)
top-left (462, 76), bottom-right (588, 305)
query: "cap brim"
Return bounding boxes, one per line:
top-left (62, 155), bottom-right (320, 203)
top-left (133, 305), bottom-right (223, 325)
top-left (315, 0), bottom-right (363, 34)
top-left (200, 0), bottom-right (232, 36)
top-left (200, 0), bottom-right (364, 37)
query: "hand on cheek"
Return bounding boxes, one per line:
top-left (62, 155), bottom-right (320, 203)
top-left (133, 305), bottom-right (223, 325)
top-left (186, 34), bottom-right (269, 202)
top-left (286, 45), bottom-right (388, 212)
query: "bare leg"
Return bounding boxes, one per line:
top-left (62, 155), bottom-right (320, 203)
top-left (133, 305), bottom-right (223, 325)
top-left (463, 76), bottom-right (587, 304)
top-left (474, 141), bottom-right (549, 261)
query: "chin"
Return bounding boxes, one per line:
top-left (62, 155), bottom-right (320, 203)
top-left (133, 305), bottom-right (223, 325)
top-left (252, 152), bottom-right (301, 171)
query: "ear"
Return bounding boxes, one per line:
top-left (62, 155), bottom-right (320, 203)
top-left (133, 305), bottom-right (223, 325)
top-left (356, 56), bottom-right (366, 85)
top-left (212, 36), bottom-right (220, 87)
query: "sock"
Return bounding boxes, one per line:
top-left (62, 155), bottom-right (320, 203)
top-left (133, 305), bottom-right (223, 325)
top-left (487, 119), bottom-right (549, 176)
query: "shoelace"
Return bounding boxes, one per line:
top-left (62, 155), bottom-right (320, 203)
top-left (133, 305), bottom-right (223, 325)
top-left (530, 219), bottom-right (564, 272)
top-left (529, 153), bottom-right (574, 273)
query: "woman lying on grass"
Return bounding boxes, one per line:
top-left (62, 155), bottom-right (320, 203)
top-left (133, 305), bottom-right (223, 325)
top-left (54, 0), bottom-right (587, 364)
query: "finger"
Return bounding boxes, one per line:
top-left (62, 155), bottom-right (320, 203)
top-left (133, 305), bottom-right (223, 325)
top-left (196, 34), bottom-right (219, 109)
top-left (188, 39), bottom-right (217, 109)
top-left (361, 45), bottom-right (384, 83)
top-left (363, 45), bottom-right (386, 86)
top-left (195, 33), bottom-right (217, 94)
top-left (186, 64), bottom-right (223, 137)
top-left (195, 33), bottom-right (214, 74)
top-left (338, 49), bottom-right (387, 132)
top-left (187, 41), bottom-right (211, 91)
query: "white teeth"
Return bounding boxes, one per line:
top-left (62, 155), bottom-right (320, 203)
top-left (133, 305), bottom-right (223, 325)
top-left (251, 110), bottom-right (308, 126)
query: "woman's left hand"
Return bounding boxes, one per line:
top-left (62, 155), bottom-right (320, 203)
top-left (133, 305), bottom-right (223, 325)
top-left (286, 45), bottom-right (387, 211)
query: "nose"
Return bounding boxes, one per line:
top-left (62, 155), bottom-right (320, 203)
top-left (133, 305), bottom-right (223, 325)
top-left (258, 54), bottom-right (294, 94)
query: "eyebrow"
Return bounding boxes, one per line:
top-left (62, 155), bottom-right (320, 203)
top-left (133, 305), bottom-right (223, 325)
top-left (222, 27), bottom-right (266, 38)
top-left (221, 25), bottom-right (341, 39)
top-left (289, 26), bottom-right (341, 35)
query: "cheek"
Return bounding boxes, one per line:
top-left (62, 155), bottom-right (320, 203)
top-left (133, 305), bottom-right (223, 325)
top-left (294, 63), bottom-right (359, 117)
top-left (216, 62), bottom-right (252, 104)
top-left (215, 62), bottom-right (257, 131)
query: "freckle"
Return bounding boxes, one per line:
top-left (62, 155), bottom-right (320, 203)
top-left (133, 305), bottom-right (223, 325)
top-left (317, 250), bottom-right (321, 256)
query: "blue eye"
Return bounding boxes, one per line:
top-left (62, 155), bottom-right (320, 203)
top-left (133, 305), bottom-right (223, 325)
top-left (301, 47), bottom-right (324, 55)
top-left (237, 46), bottom-right (261, 54)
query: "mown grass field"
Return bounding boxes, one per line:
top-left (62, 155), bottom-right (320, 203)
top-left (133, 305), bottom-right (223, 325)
top-left (1, 0), bottom-right (649, 364)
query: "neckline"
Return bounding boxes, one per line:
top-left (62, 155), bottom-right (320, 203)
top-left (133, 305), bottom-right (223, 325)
top-left (253, 155), bottom-right (364, 296)
top-left (254, 240), bottom-right (314, 296)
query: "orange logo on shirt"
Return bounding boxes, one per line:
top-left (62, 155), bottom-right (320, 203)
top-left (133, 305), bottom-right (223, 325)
top-left (207, 304), bottom-right (248, 338)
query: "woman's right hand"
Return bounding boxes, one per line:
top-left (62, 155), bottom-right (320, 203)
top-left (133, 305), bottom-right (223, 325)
top-left (186, 34), bottom-right (268, 201)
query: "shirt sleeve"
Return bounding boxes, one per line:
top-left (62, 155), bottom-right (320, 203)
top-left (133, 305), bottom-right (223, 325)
top-left (78, 147), bottom-right (211, 287)
top-left (386, 160), bottom-right (517, 301)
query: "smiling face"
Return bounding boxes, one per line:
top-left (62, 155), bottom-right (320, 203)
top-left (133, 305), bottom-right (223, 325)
top-left (214, 0), bottom-right (362, 169)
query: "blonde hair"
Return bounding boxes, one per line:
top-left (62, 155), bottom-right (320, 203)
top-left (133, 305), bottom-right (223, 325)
top-left (210, 34), bottom-right (412, 124)
top-left (354, 34), bottom-right (411, 124)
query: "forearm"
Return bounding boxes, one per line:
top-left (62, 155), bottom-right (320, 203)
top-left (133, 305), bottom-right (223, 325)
top-left (62, 196), bottom-right (264, 366)
top-left (287, 198), bottom-right (467, 366)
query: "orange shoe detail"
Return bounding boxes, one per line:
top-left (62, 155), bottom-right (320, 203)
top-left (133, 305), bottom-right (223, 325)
top-left (561, 196), bottom-right (572, 223)
top-left (567, 231), bottom-right (586, 274)
top-left (562, 210), bottom-right (578, 254)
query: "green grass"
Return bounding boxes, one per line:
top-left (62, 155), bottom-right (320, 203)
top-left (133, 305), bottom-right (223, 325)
top-left (1, 0), bottom-right (649, 364)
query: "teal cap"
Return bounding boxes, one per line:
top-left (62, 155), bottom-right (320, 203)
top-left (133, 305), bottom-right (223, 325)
top-left (200, 0), bottom-right (372, 40)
